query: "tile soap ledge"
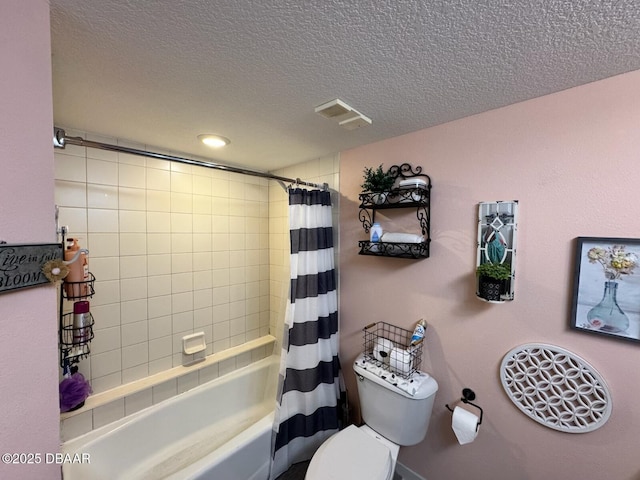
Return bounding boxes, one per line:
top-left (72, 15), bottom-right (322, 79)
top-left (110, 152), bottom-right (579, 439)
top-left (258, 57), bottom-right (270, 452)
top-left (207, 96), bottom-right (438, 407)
top-left (60, 335), bottom-right (276, 420)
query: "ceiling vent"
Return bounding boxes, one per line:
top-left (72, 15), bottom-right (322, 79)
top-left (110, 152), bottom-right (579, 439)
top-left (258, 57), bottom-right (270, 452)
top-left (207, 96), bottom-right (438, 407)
top-left (339, 113), bottom-right (372, 130)
top-left (314, 98), bottom-right (372, 130)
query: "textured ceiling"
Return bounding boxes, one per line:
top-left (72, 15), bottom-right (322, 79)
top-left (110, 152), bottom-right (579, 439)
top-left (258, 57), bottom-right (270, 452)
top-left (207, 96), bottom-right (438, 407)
top-left (50, 0), bottom-right (640, 171)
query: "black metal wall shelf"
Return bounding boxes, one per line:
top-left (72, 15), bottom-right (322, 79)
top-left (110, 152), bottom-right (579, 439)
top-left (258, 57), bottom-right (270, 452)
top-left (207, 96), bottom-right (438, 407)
top-left (358, 240), bottom-right (429, 259)
top-left (358, 163), bottom-right (431, 259)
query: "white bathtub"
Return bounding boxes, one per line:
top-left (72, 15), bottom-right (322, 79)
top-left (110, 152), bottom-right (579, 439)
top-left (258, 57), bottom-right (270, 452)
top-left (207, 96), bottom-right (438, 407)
top-left (62, 356), bottom-right (279, 479)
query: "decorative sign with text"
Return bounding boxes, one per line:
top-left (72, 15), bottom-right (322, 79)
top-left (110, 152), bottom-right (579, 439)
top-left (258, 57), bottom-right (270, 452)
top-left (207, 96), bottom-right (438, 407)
top-left (0, 243), bottom-right (63, 294)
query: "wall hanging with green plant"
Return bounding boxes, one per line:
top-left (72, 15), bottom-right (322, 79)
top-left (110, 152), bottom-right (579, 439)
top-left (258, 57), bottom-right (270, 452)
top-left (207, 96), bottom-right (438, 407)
top-left (476, 262), bottom-right (511, 280)
top-left (476, 200), bottom-right (518, 302)
top-left (476, 262), bottom-right (512, 302)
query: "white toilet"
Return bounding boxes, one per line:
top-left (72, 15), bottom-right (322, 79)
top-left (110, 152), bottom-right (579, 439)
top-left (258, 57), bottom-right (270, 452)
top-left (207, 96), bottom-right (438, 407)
top-left (305, 353), bottom-right (439, 480)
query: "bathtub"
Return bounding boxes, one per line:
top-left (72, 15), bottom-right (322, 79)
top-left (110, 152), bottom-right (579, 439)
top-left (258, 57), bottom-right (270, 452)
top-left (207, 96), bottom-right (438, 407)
top-left (62, 355), bottom-right (279, 479)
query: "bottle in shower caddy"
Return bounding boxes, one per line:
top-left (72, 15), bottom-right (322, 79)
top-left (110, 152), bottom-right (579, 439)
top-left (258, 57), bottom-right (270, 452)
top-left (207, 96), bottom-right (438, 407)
top-left (370, 222), bottom-right (383, 252)
top-left (72, 300), bottom-right (91, 345)
top-left (64, 238), bottom-right (89, 298)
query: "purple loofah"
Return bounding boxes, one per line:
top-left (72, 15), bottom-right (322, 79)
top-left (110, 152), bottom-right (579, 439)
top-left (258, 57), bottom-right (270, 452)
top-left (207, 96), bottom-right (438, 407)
top-left (59, 373), bottom-right (92, 412)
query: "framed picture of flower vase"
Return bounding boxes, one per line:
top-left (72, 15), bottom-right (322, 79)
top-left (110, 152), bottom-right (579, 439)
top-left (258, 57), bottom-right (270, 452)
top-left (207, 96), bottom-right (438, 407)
top-left (571, 237), bottom-right (640, 343)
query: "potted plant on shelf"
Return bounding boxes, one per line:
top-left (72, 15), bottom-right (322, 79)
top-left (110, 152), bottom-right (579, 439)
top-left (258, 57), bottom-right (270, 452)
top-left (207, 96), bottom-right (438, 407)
top-left (361, 164), bottom-right (395, 204)
top-left (476, 262), bottom-right (511, 302)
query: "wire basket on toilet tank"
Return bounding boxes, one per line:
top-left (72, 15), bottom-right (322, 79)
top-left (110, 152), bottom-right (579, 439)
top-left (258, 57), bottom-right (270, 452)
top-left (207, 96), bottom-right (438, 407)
top-left (363, 322), bottom-right (423, 378)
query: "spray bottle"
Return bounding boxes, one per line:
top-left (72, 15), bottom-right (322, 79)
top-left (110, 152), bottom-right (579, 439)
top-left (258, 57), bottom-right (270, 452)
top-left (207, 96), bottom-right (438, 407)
top-left (410, 318), bottom-right (428, 346)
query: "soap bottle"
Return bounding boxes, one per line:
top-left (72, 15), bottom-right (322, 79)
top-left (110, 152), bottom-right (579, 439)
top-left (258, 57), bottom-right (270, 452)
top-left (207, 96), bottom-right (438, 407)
top-left (64, 238), bottom-right (88, 297)
top-left (370, 222), bottom-right (383, 252)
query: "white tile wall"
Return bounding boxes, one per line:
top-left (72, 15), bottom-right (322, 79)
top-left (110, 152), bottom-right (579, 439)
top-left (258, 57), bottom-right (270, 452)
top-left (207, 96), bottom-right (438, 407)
top-left (124, 389), bottom-right (153, 416)
top-left (93, 399), bottom-right (125, 429)
top-left (61, 410), bottom-right (93, 440)
top-left (55, 134), bottom-right (273, 394)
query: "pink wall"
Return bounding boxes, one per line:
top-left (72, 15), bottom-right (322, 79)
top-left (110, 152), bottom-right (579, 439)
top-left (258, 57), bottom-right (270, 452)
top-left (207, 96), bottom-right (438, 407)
top-left (340, 70), bottom-right (640, 480)
top-left (0, 2), bottom-right (60, 479)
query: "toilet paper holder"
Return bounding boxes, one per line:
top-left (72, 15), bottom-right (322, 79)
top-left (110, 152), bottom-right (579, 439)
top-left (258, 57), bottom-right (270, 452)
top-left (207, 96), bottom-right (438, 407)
top-left (445, 388), bottom-right (483, 431)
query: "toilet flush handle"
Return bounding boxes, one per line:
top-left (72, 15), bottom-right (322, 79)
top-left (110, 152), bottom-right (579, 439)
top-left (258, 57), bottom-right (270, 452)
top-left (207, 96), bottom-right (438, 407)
top-left (356, 373), bottom-right (365, 381)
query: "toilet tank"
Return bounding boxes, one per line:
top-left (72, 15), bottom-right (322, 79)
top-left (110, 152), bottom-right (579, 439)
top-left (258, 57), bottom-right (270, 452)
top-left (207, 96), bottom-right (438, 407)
top-left (353, 354), bottom-right (438, 446)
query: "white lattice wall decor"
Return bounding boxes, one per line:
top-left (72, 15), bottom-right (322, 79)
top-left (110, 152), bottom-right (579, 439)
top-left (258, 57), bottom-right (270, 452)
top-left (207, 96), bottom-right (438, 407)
top-left (500, 343), bottom-right (612, 433)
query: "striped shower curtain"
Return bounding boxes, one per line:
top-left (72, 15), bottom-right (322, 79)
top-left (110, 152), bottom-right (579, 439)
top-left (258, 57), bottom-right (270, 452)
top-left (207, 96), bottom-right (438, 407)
top-left (269, 188), bottom-right (343, 479)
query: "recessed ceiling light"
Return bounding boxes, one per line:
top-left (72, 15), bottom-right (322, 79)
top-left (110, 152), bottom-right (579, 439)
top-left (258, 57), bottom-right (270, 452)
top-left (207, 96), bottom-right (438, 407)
top-left (198, 134), bottom-right (230, 148)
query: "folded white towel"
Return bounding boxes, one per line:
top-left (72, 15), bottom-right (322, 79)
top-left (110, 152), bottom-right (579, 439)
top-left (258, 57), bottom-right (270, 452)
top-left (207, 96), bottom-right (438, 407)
top-left (380, 232), bottom-right (424, 244)
top-left (399, 178), bottom-right (427, 188)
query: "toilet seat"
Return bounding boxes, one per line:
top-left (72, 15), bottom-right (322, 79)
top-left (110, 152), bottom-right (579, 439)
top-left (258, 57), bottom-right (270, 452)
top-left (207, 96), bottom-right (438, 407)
top-left (305, 425), bottom-right (393, 480)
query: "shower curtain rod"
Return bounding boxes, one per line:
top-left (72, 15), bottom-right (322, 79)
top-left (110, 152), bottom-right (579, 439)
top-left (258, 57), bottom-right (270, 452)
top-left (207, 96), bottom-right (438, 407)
top-left (53, 127), bottom-right (328, 191)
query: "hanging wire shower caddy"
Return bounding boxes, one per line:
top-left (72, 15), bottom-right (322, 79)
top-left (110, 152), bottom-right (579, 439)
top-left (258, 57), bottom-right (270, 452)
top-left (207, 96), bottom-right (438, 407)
top-left (59, 272), bottom-right (96, 364)
top-left (56, 222), bottom-right (97, 368)
top-left (363, 321), bottom-right (423, 378)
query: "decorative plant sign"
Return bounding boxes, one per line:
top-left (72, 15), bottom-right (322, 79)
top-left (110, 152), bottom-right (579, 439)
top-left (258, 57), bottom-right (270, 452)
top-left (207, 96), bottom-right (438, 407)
top-left (571, 237), bottom-right (640, 343)
top-left (0, 243), bottom-right (63, 294)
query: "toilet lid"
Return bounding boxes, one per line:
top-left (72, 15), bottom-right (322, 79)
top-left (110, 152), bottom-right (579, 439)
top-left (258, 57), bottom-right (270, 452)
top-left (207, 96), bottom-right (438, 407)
top-left (306, 425), bottom-right (393, 480)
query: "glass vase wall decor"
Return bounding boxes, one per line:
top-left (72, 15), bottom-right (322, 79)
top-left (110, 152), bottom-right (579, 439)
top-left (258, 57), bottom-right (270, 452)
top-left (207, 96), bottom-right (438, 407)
top-left (571, 237), bottom-right (640, 344)
top-left (586, 281), bottom-right (630, 333)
